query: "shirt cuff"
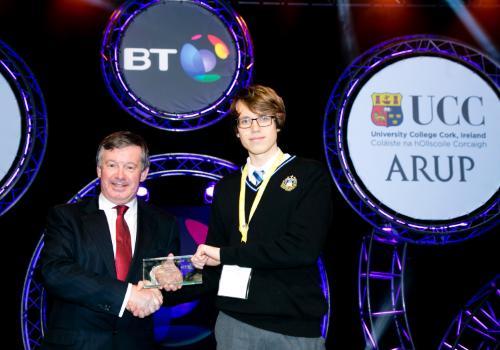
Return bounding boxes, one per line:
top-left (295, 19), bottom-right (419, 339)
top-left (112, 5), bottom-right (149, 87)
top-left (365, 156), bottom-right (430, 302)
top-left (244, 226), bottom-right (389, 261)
top-left (119, 283), bottom-right (132, 317)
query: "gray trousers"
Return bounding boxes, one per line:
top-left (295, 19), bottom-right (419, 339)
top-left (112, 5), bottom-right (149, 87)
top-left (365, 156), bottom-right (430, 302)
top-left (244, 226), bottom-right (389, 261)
top-left (215, 312), bottom-right (326, 350)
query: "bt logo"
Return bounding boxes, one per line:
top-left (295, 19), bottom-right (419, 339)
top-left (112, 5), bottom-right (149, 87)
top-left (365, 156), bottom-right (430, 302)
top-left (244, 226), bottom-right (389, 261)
top-left (123, 34), bottom-right (229, 83)
top-left (180, 34), bottom-right (229, 83)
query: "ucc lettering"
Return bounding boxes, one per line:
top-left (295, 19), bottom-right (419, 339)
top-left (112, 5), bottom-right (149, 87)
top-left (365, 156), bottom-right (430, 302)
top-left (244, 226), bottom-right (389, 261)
top-left (410, 95), bottom-right (485, 126)
top-left (124, 48), bottom-right (178, 71)
top-left (386, 155), bottom-right (475, 182)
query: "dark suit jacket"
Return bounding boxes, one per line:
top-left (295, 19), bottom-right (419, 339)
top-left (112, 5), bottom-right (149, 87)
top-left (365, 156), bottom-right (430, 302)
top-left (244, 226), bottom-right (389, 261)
top-left (40, 197), bottom-right (179, 350)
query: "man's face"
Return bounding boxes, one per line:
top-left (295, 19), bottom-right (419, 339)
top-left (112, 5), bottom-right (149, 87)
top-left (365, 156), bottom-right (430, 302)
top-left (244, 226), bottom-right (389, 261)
top-left (235, 101), bottom-right (279, 159)
top-left (97, 145), bottom-right (148, 205)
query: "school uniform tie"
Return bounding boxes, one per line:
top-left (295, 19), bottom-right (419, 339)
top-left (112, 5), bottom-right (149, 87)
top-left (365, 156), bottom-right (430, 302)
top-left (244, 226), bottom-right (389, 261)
top-left (253, 170), bottom-right (264, 186)
top-left (114, 205), bottom-right (132, 281)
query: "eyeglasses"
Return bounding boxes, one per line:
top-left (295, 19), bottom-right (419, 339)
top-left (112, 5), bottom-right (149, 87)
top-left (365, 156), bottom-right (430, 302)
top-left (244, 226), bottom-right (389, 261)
top-left (236, 115), bottom-right (276, 129)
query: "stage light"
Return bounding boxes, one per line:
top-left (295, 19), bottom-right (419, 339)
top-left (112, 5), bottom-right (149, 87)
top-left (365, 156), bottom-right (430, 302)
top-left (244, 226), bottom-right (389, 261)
top-left (369, 0), bottom-right (405, 6)
top-left (52, 0), bottom-right (112, 10)
top-left (48, 0), bottom-right (114, 31)
top-left (70, 0), bottom-right (116, 9)
top-left (445, 0), bottom-right (499, 60)
top-left (84, 0), bottom-right (114, 9)
top-left (337, 0), bottom-right (359, 62)
top-left (137, 185), bottom-right (150, 201)
top-left (203, 181), bottom-right (216, 204)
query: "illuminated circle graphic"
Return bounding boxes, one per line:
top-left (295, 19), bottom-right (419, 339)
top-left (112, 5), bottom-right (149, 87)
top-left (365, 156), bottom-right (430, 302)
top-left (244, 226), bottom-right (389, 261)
top-left (180, 34), bottom-right (230, 82)
top-left (0, 72), bottom-right (21, 184)
top-left (0, 39), bottom-right (47, 216)
top-left (323, 35), bottom-right (499, 244)
top-left (21, 154), bottom-right (331, 348)
top-left (101, 0), bottom-right (254, 131)
top-left (348, 56), bottom-right (499, 221)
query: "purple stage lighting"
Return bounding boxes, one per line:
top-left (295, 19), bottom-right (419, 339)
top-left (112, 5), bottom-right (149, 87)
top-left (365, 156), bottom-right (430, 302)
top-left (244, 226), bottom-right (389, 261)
top-left (439, 275), bottom-right (499, 350)
top-left (358, 232), bottom-right (414, 350)
top-left (137, 185), bottom-right (149, 201)
top-left (203, 181), bottom-right (216, 204)
top-left (0, 39), bottom-right (48, 217)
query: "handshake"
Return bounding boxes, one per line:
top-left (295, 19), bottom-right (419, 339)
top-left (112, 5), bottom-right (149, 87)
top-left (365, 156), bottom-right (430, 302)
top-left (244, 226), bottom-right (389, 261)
top-left (126, 244), bottom-right (221, 318)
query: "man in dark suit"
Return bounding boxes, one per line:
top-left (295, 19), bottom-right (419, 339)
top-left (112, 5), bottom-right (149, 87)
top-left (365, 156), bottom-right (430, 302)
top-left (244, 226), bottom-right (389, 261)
top-left (40, 131), bottom-right (180, 349)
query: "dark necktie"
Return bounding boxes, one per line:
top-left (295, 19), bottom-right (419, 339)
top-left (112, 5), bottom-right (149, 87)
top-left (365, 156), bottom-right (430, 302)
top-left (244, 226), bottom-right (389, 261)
top-left (253, 170), bottom-right (264, 186)
top-left (114, 205), bottom-right (132, 281)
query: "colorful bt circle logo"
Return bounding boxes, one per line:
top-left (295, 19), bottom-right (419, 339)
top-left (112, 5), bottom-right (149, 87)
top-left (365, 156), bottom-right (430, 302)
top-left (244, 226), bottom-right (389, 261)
top-left (180, 34), bottom-right (229, 83)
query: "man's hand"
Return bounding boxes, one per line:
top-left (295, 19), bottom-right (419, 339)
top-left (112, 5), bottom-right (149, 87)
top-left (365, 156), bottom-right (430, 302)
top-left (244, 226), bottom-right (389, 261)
top-left (156, 253), bottom-right (183, 291)
top-left (126, 281), bottom-right (163, 318)
top-left (191, 244), bottom-right (221, 269)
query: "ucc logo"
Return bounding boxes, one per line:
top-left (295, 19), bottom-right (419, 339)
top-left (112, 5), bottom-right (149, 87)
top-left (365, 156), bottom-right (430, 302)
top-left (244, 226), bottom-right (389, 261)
top-left (371, 93), bottom-right (486, 127)
top-left (371, 93), bottom-right (403, 127)
top-left (123, 34), bottom-right (230, 83)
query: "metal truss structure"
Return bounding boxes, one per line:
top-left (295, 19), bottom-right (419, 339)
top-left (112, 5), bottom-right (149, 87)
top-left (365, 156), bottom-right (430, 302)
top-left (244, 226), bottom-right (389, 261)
top-left (318, 255), bottom-right (332, 338)
top-left (358, 231), bottom-right (414, 349)
top-left (0, 40), bottom-right (48, 216)
top-left (101, 0), bottom-right (254, 131)
top-left (439, 275), bottom-right (499, 350)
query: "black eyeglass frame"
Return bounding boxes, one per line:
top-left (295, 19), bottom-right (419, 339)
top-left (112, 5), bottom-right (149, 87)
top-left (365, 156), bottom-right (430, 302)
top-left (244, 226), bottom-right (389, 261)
top-left (236, 115), bottom-right (276, 128)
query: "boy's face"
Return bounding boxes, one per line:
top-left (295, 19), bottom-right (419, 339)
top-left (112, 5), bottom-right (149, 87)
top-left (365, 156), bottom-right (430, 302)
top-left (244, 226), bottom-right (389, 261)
top-left (235, 101), bottom-right (279, 161)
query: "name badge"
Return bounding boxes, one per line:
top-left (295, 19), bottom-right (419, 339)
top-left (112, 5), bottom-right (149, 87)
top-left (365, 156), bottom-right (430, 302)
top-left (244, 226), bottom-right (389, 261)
top-left (217, 265), bottom-right (252, 299)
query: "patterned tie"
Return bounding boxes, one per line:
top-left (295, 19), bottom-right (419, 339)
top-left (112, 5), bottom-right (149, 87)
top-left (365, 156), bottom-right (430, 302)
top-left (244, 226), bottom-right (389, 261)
top-left (114, 205), bottom-right (132, 281)
top-left (253, 170), bottom-right (264, 186)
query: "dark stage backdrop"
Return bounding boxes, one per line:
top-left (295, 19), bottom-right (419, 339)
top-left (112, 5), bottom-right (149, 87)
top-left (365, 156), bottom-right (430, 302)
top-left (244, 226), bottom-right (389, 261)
top-left (1, 1), bottom-right (498, 349)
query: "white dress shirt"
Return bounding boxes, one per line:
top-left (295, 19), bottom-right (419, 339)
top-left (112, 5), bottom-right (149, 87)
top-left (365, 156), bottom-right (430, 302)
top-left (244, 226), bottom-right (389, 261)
top-left (99, 194), bottom-right (138, 256)
top-left (246, 148), bottom-right (291, 186)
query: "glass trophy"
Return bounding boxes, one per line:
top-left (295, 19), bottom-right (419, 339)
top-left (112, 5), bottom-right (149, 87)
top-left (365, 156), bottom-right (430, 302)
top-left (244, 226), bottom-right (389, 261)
top-left (142, 254), bottom-right (202, 288)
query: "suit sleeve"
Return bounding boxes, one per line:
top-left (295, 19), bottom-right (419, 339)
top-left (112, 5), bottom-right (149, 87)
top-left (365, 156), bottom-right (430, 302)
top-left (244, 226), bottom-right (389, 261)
top-left (167, 215), bottom-right (180, 256)
top-left (201, 187), bottom-right (226, 288)
top-left (40, 206), bottom-right (127, 316)
top-left (220, 165), bottom-right (333, 269)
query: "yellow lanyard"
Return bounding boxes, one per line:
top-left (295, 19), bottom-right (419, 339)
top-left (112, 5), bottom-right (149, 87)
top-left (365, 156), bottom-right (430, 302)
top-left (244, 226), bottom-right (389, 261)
top-left (239, 151), bottom-right (285, 243)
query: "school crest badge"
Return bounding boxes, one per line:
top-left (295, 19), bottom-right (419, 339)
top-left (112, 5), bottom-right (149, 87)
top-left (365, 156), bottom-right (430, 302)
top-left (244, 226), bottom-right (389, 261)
top-left (281, 175), bottom-right (297, 191)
